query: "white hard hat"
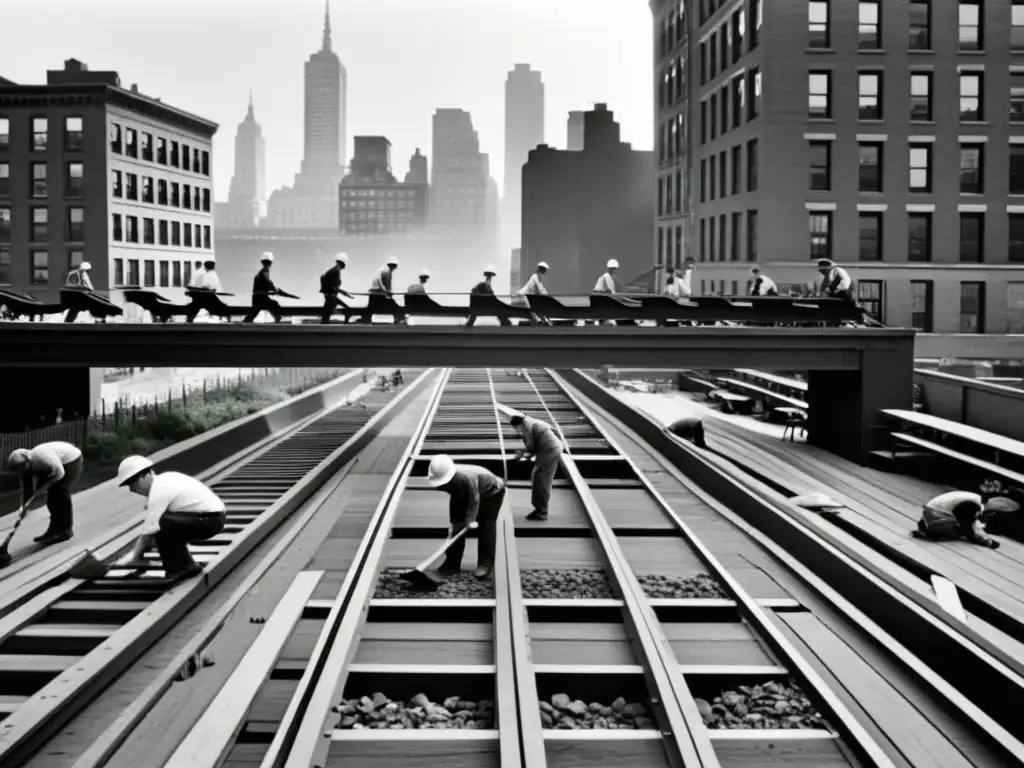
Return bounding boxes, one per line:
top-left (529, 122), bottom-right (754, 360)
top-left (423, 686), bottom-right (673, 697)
top-left (606, 259), bottom-right (619, 270)
top-left (335, 252), bottom-right (349, 264)
top-left (537, 262), bottom-right (549, 271)
top-left (791, 492), bottom-right (844, 511)
top-left (7, 449), bottom-right (31, 469)
top-left (427, 455), bottom-right (457, 487)
top-left (484, 264), bottom-right (497, 276)
top-left (261, 252), bottom-right (274, 263)
top-left (419, 268), bottom-right (431, 278)
top-left (387, 257), bottom-right (399, 267)
top-left (80, 262), bottom-right (92, 271)
top-left (116, 455), bottom-right (155, 486)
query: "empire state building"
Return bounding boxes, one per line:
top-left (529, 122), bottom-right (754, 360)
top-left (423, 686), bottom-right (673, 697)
top-left (266, 1), bottom-right (349, 228)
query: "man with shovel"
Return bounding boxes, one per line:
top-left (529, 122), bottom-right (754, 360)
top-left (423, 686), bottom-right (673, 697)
top-left (504, 409), bottom-right (564, 522)
top-left (6, 441), bottom-right (84, 548)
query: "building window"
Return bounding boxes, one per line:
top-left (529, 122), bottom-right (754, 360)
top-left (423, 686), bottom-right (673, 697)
top-left (202, 150), bottom-right (210, 176)
top-left (31, 118), bottom-right (48, 152)
top-left (159, 219), bottom-right (168, 245)
top-left (731, 77), bottom-right (743, 130)
top-left (911, 281), bottom-right (933, 331)
top-left (203, 225), bottom-right (211, 249)
top-left (710, 156), bottom-right (716, 199)
top-left (31, 251), bottom-right (48, 285)
top-left (157, 137), bottom-right (167, 164)
top-left (960, 145), bottom-right (984, 194)
top-left (809, 1), bottom-right (830, 48)
top-left (193, 149), bottom-right (203, 175)
top-left (171, 182), bottom-right (180, 207)
top-left (0, 162), bottom-right (8, 197)
top-left (111, 169), bottom-right (122, 198)
top-left (747, 139), bottom-right (758, 191)
top-left (910, 73), bottom-right (932, 121)
top-left (182, 145), bottom-right (191, 172)
top-left (748, 68), bottom-right (761, 120)
top-left (809, 72), bottom-right (831, 118)
top-left (1012, 73), bottom-right (1024, 123)
top-left (858, 281), bottom-right (884, 323)
top-left (959, 282), bottom-right (986, 332)
top-left (809, 212), bottom-right (832, 259)
top-left (126, 215), bottom-right (138, 244)
top-left (183, 260), bottom-right (193, 285)
top-left (959, 1), bottom-right (982, 51)
top-left (858, 1), bottom-right (880, 49)
top-left (110, 123), bottom-right (122, 154)
top-left (64, 117), bottom-right (83, 152)
top-left (126, 173), bottom-right (137, 201)
top-left (1010, 146), bottom-right (1024, 195)
top-left (731, 145), bottom-right (741, 194)
top-left (127, 258), bottom-right (139, 286)
top-left (141, 131), bottom-right (153, 161)
top-left (858, 143), bottom-right (883, 192)
top-left (66, 162), bottom-right (84, 198)
top-left (184, 221), bottom-right (193, 248)
top-left (172, 261), bottom-right (182, 286)
top-left (747, 210), bottom-right (758, 261)
top-left (1010, 214), bottom-right (1024, 262)
top-left (700, 161), bottom-right (706, 202)
top-left (709, 219), bottom-right (716, 261)
top-left (170, 141), bottom-right (180, 168)
top-left (159, 260), bottom-right (170, 288)
top-left (193, 223), bottom-right (202, 249)
top-left (750, 0), bottom-right (761, 47)
top-left (143, 260), bottom-right (155, 288)
top-left (0, 118), bottom-right (9, 148)
top-left (718, 151), bottom-right (727, 198)
top-left (858, 213), bottom-right (882, 261)
top-left (31, 163), bottom-right (47, 197)
top-left (0, 246), bottom-right (9, 285)
top-left (125, 128), bottom-right (137, 159)
top-left (908, 213), bottom-right (932, 262)
top-left (809, 141), bottom-right (831, 190)
top-left (171, 221), bottom-right (181, 246)
top-left (910, 0), bottom-right (931, 49)
top-left (158, 179), bottom-right (168, 205)
top-left (183, 183), bottom-right (192, 210)
top-left (31, 208), bottom-right (47, 242)
top-left (68, 249), bottom-right (84, 271)
top-left (960, 73), bottom-right (983, 121)
top-left (859, 73), bottom-right (882, 120)
top-left (0, 208), bottom-right (8, 243)
top-left (113, 258), bottom-right (124, 287)
top-left (143, 217), bottom-right (155, 245)
top-left (909, 145), bottom-right (931, 192)
top-left (112, 213), bottom-right (123, 241)
top-left (67, 207), bottom-right (84, 241)
top-left (959, 212), bottom-right (984, 263)
top-left (730, 214), bottom-right (740, 260)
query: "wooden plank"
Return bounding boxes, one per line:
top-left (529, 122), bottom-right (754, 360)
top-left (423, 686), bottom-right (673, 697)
top-left (733, 369), bottom-right (809, 392)
top-left (162, 571), bottom-right (323, 768)
top-left (0, 695), bottom-right (27, 715)
top-left (615, 537), bottom-right (708, 577)
top-left (892, 433), bottom-right (1024, 486)
top-left (326, 734), bottom-right (500, 768)
top-left (544, 736), bottom-right (671, 768)
top-left (931, 576), bottom-right (969, 625)
top-left (393, 488), bottom-right (589, 529)
top-left (660, 622), bottom-right (777, 667)
top-left (0, 655), bottom-right (72, 673)
top-left (713, 735), bottom-right (851, 768)
top-left (884, 408), bottom-right (1024, 458)
top-left (588, 488), bottom-right (675, 529)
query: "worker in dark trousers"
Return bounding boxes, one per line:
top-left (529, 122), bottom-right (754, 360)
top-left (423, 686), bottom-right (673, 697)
top-left (63, 261), bottom-right (95, 323)
top-left (911, 489), bottom-right (1014, 549)
top-left (7, 441), bottom-right (84, 545)
top-left (508, 410), bottom-right (564, 521)
top-left (665, 417), bottom-right (707, 448)
top-left (319, 252), bottom-right (354, 324)
top-left (427, 455), bottom-right (505, 580)
top-left (466, 265), bottom-right (510, 327)
top-left (360, 257), bottom-right (405, 324)
top-left (749, 267), bottom-right (779, 297)
top-left (407, 268), bottom-right (430, 294)
top-left (116, 455), bottom-right (227, 581)
top-left (243, 252), bottom-right (284, 323)
top-left (185, 258), bottom-right (225, 323)
top-left (816, 259), bottom-right (854, 302)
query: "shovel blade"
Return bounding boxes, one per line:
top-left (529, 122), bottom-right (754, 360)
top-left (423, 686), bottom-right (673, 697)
top-left (68, 552), bottom-right (110, 581)
top-left (399, 568), bottom-right (442, 592)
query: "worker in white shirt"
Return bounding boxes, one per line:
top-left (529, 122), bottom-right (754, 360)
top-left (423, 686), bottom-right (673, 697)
top-left (361, 257), bottom-right (405, 324)
top-left (517, 262), bottom-right (550, 325)
top-left (115, 455), bottom-right (227, 581)
top-left (63, 262), bottom-right (97, 323)
top-left (407, 268), bottom-right (430, 294)
top-left (816, 259), bottom-right (853, 302)
top-left (186, 258), bottom-right (225, 323)
top-left (507, 409), bottom-right (565, 521)
top-left (6, 441), bottom-right (84, 546)
top-left (593, 260), bottom-right (619, 294)
top-left (750, 266), bottom-right (779, 297)
top-left (188, 261), bottom-right (207, 290)
top-left (911, 489), bottom-right (1017, 549)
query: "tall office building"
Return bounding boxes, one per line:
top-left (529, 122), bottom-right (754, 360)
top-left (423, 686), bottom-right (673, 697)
top-left (339, 136), bottom-right (427, 236)
top-left (567, 111), bottom-right (585, 150)
top-left (503, 64), bottom-right (544, 250)
top-left (222, 92), bottom-right (266, 228)
top-left (430, 108), bottom-right (491, 231)
top-left (651, 0), bottom-right (1024, 333)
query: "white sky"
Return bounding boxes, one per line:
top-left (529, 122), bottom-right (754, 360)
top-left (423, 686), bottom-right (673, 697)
top-left (1, 0), bottom-right (654, 201)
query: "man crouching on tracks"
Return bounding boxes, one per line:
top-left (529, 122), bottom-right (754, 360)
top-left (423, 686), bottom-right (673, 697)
top-left (506, 409), bottom-right (564, 522)
top-left (427, 455), bottom-right (504, 580)
top-left (116, 456), bottom-right (227, 581)
top-left (7, 440), bottom-right (84, 546)
top-left (911, 487), bottom-right (1018, 549)
top-left (665, 417), bottom-right (707, 449)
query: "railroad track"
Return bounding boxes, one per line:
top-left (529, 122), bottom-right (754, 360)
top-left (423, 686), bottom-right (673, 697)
top-left (159, 367), bottom-right (921, 768)
top-left (0, 368), bottom-right (435, 768)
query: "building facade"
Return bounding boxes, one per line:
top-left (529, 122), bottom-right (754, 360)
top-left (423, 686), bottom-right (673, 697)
top-left (0, 59), bottom-right (216, 320)
top-left (567, 111), bottom-right (585, 150)
top-left (522, 104), bottom-right (654, 294)
top-left (430, 109), bottom-right (492, 231)
top-left (339, 136), bottom-right (427, 236)
top-left (503, 64), bottom-right (545, 251)
top-left (221, 93), bottom-right (266, 229)
top-left (651, 0), bottom-right (1024, 333)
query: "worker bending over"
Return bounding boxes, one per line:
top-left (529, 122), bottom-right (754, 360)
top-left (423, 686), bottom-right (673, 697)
top-left (750, 267), bottom-right (779, 296)
top-left (508, 410), bottom-right (564, 521)
top-left (427, 455), bottom-right (505, 580)
top-left (665, 417), bottom-right (707, 449)
top-left (517, 262), bottom-right (550, 325)
top-left (243, 252), bottom-right (284, 323)
top-left (361, 257), bottom-right (406, 324)
top-left (407, 269), bottom-right (430, 294)
top-left (911, 489), bottom-right (1017, 549)
top-left (816, 259), bottom-right (854, 302)
top-left (63, 261), bottom-right (96, 323)
top-left (319, 252), bottom-right (354, 324)
top-left (593, 259), bottom-right (619, 294)
top-left (6, 441), bottom-right (84, 545)
top-left (116, 456), bottom-right (227, 581)
top-left (466, 265), bottom-right (511, 327)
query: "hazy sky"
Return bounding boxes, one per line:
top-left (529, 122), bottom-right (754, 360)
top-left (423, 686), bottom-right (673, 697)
top-left (2, 0), bottom-right (654, 201)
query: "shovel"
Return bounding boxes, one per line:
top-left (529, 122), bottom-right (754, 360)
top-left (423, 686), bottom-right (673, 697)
top-left (67, 550), bottom-right (111, 580)
top-left (0, 491), bottom-right (42, 569)
top-left (399, 522), bottom-right (478, 592)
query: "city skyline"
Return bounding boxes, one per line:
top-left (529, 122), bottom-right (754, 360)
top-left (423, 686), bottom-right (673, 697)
top-left (0, 0), bottom-right (653, 202)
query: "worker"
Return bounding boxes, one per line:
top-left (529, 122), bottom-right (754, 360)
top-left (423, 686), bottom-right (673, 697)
top-left (115, 455), bottom-right (227, 581)
top-left (507, 410), bottom-right (564, 521)
top-left (185, 258), bottom-right (225, 323)
top-left (517, 262), bottom-right (550, 325)
top-left (665, 417), bottom-right (707, 449)
top-left (319, 252), bottom-right (354, 324)
top-left (426, 454), bottom-right (505, 580)
top-left (361, 257), bottom-right (405, 324)
top-left (466, 265), bottom-right (511, 327)
top-left (593, 259), bottom-right (619, 294)
top-left (187, 260), bottom-right (207, 290)
top-left (816, 259), bottom-right (854, 302)
top-left (750, 266), bottom-right (779, 297)
top-left (63, 261), bottom-right (96, 323)
top-left (6, 441), bottom-right (84, 545)
top-left (242, 252), bottom-right (284, 323)
top-left (911, 489), bottom-right (1013, 548)
top-left (407, 268), bottom-right (430, 294)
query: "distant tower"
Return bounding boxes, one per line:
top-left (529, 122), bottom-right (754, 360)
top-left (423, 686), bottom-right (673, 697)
top-left (567, 111), bottom-right (585, 150)
top-left (302, 0), bottom-right (347, 174)
top-left (405, 148), bottom-right (428, 183)
top-left (431, 108), bottom-right (490, 231)
top-left (224, 91), bottom-right (267, 227)
top-left (503, 64), bottom-right (544, 250)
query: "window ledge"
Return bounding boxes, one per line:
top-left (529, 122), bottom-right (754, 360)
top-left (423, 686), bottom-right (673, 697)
top-left (858, 48), bottom-right (886, 55)
top-left (908, 49), bottom-right (934, 55)
top-left (806, 47), bottom-right (835, 54)
top-left (960, 120), bottom-right (989, 126)
top-left (958, 50), bottom-right (987, 56)
top-left (859, 119), bottom-right (886, 124)
top-left (808, 118), bottom-right (836, 124)
top-left (910, 120), bottom-right (936, 126)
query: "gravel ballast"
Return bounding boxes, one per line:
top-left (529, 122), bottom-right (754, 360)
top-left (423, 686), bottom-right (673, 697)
top-left (637, 573), bottom-right (726, 599)
top-left (335, 693), bottom-right (495, 729)
top-left (694, 680), bottom-right (830, 730)
top-left (539, 694), bottom-right (656, 730)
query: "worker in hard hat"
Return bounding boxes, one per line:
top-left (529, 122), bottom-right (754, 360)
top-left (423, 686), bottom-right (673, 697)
top-left (665, 417), bottom-right (707, 449)
top-left (593, 259), bottom-right (619, 294)
top-left (319, 252), bottom-right (355, 324)
top-left (816, 259), bottom-right (853, 302)
top-left (750, 266), bottom-right (779, 297)
top-left (427, 454), bottom-right (505, 580)
top-left (507, 409), bottom-right (564, 521)
top-left (185, 257), bottom-right (226, 323)
top-left (466, 265), bottom-right (511, 327)
top-left (5, 441), bottom-right (84, 548)
top-left (243, 252), bottom-right (284, 323)
top-left (188, 260), bottom-right (207, 290)
top-left (115, 455), bottom-right (227, 581)
top-left (360, 257), bottom-right (406, 324)
top-left (911, 489), bottom-right (1016, 549)
top-left (517, 262), bottom-right (550, 325)
top-left (63, 261), bottom-right (95, 323)
top-left (407, 268), bottom-right (430, 294)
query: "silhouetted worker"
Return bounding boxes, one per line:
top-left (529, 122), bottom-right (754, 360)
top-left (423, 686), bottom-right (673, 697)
top-left (426, 454), bottom-right (505, 580)
top-left (116, 455), bottom-right (227, 581)
top-left (750, 266), bottom-right (779, 296)
top-left (188, 260), bottom-right (207, 290)
top-left (817, 259), bottom-right (854, 302)
top-left (911, 489), bottom-right (1014, 549)
top-left (361, 257), bottom-right (405, 324)
top-left (7, 441), bottom-right (84, 545)
top-left (407, 268), bottom-right (430, 294)
top-left (243, 252), bottom-right (284, 323)
top-left (517, 262), bottom-right (550, 325)
top-left (466, 265), bottom-right (510, 327)
top-left (508, 409), bottom-right (564, 521)
top-left (593, 259), bottom-right (619, 294)
top-left (63, 261), bottom-right (95, 323)
top-left (185, 258), bottom-right (224, 323)
top-left (665, 417), bottom-right (707, 448)
top-left (319, 252), bottom-right (354, 324)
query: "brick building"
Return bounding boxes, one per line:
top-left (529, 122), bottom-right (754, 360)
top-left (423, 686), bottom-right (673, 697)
top-left (339, 137), bottom-right (427, 236)
top-left (651, 0), bottom-right (1024, 333)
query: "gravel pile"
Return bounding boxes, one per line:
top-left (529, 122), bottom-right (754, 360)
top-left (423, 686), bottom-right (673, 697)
top-left (374, 569), bottom-right (496, 599)
top-left (335, 693), bottom-right (495, 730)
top-left (637, 573), bottom-right (726, 599)
top-left (520, 568), bottom-right (615, 599)
top-left (694, 680), bottom-right (829, 730)
top-left (539, 694), bottom-right (656, 730)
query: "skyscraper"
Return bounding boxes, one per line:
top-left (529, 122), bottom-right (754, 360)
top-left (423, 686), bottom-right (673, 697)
top-left (503, 64), bottom-right (544, 250)
top-left (222, 92), bottom-right (266, 228)
top-left (430, 109), bottom-right (491, 231)
top-left (567, 111), bottom-right (585, 151)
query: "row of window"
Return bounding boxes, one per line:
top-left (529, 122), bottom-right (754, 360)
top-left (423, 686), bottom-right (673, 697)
top-left (808, 140), bottom-right (1024, 195)
top-left (112, 257), bottom-right (205, 290)
top-left (0, 206), bottom-right (86, 243)
top-left (693, 139), bottom-right (759, 205)
top-left (109, 122), bottom-right (210, 177)
top-left (340, 188), bottom-right (420, 198)
top-left (0, 161), bottom-right (84, 199)
top-left (699, 67), bottom-right (762, 146)
top-left (696, 210), bottom-right (761, 263)
top-left (696, 0), bottom-right (761, 49)
top-left (0, 247), bottom-right (84, 286)
top-left (0, 117), bottom-right (83, 153)
top-left (112, 170), bottom-right (211, 212)
top-left (340, 199), bottom-right (418, 210)
top-left (656, 2), bottom-right (688, 62)
top-left (111, 213), bottom-right (211, 249)
top-left (697, 6), bottom-right (753, 89)
top-left (807, 209), bottom-right (1024, 263)
top-left (808, 0), bottom-right (1024, 54)
top-left (808, 69), bottom-right (1024, 124)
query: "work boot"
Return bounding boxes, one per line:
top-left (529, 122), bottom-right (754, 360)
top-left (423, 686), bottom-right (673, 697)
top-left (164, 563), bottom-right (204, 583)
top-left (474, 565), bottom-right (493, 580)
top-left (526, 510), bottom-right (548, 521)
top-left (438, 563), bottom-right (462, 576)
top-left (34, 529), bottom-right (73, 546)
